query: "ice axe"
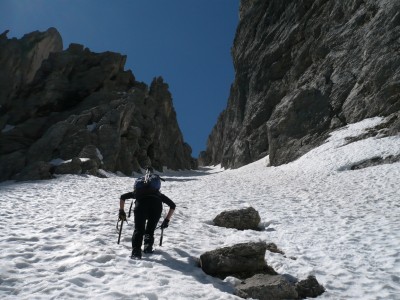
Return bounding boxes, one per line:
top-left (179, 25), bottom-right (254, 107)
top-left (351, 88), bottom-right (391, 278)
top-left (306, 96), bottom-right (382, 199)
top-left (116, 218), bottom-right (128, 244)
top-left (159, 228), bottom-right (164, 246)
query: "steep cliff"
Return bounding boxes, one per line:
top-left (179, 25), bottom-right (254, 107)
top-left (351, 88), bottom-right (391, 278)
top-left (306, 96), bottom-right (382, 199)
top-left (0, 28), bottom-right (196, 181)
top-left (201, 0), bottom-right (400, 168)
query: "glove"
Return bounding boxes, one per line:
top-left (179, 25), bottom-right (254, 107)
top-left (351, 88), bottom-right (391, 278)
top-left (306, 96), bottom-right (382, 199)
top-left (119, 209), bottom-right (126, 221)
top-left (160, 218), bottom-right (169, 229)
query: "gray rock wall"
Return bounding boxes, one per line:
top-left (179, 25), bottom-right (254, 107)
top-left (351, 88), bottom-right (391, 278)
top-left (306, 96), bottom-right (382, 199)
top-left (201, 0), bottom-right (400, 168)
top-left (0, 28), bottom-right (63, 107)
top-left (0, 28), bottom-right (196, 181)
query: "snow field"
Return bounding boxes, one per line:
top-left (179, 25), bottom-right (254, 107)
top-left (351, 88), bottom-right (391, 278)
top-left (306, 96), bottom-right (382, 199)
top-left (1, 116), bottom-right (399, 299)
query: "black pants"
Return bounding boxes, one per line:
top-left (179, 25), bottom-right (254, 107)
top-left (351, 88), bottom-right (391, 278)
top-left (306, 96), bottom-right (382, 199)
top-left (132, 196), bottom-right (163, 251)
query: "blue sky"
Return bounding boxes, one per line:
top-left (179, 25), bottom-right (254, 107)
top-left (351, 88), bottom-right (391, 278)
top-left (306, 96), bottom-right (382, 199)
top-left (0, 0), bottom-right (239, 157)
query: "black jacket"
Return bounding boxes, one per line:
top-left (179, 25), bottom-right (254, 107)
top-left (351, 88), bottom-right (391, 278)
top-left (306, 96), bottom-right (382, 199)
top-left (120, 190), bottom-right (176, 210)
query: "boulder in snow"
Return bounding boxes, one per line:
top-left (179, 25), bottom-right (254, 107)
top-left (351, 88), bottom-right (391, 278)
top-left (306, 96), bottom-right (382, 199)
top-left (213, 207), bottom-right (261, 230)
top-left (235, 273), bottom-right (325, 300)
top-left (296, 275), bottom-right (325, 299)
top-left (235, 274), bottom-right (298, 300)
top-left (53, 157), bottom-right (82, 175)
top-left (199, 242), bottom-right (274, 278)
top-left (52, 157), bottom-right (100, 176)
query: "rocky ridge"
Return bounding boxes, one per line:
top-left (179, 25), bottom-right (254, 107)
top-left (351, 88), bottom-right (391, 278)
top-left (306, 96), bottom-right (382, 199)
top-left (0, 28), bottom-right (196, 181)
top-left (200, 0), bottom-right (400, 168)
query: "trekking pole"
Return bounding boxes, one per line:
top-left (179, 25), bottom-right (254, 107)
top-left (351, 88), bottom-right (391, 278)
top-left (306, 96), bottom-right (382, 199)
top-left (159, 228), bottom-right (164, 246)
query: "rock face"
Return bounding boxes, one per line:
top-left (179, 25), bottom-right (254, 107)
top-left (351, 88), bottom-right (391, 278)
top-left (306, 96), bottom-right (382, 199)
top-left (201, 0), bottom-right (400, 168)
top-left (0, 28), bottom-right (63, 107)
top-left (0, 28), bottom-right (196, 181)
top-left (213, 207), bottom-right (261, 230)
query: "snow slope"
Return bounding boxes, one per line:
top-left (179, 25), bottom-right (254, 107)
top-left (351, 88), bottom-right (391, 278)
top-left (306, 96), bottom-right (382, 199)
top-left (1, 117), bottom-right (399, 299)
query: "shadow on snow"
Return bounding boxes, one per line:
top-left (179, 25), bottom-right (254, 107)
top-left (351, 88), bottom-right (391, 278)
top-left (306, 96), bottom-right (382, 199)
top-left (147, 248), bottom-right (235, 296)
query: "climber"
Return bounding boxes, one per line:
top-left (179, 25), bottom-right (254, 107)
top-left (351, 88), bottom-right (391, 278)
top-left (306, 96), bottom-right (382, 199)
top-left (118, 167), bottom-right (176, 259)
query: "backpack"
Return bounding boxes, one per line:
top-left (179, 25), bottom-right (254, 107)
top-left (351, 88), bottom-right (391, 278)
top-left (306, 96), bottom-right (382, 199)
top-left (134, 170), bottom-right (163, 194)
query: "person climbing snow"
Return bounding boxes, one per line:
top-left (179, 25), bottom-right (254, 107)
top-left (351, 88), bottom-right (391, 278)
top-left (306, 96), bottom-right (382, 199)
top-left (118, 167), bottom-right (176, 259)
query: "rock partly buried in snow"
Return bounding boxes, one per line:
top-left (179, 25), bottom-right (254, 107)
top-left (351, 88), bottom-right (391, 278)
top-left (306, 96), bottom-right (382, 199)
top-left (53, 157), bottom-right (82, 175)
top-left (199, 242), bottom-right (272, 278)
top-left (350, 154), bottom-right (400, 170)
top-left (265, 242), bottom-right (285, 255)
top-left (213, 207), bottom-right (261, 230)
top-left (51, 156), bottom-right (101, 176)
top-left (199, 242), bottom-right (324, 299)
top-left (235, 274), bottom-right (298, 300)
top-left (235, 274), bottom-right (325, 300)
top-left (296, 275), bottom-right (325, 299)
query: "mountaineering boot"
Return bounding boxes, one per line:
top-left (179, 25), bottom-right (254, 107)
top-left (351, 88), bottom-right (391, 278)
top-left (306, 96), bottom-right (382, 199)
top-left (143, 245), bottom-right (154, 254)
top-left (131, 248), bottom-right (142, 260)
top-left (143, 234), bottom-right (154, 253)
